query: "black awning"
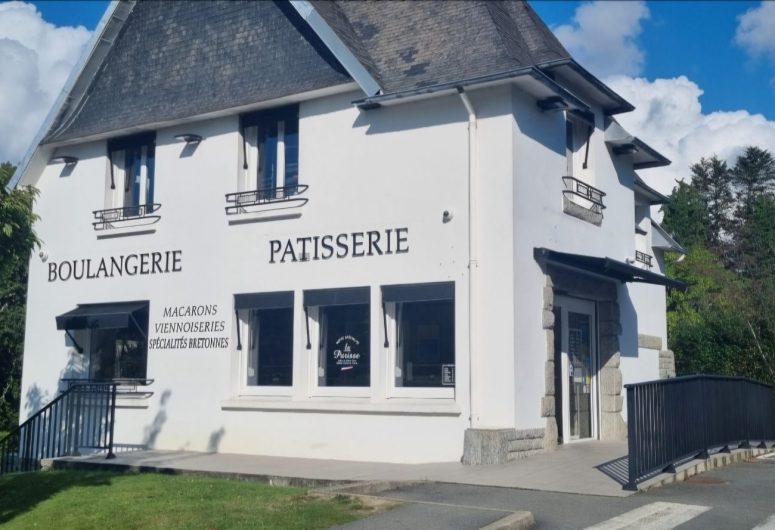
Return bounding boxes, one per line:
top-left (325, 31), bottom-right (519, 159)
top-left (56, 301), bottom-right (149, 330)
top-left (382, 282), bottom-right (454, 303)
top-left (534, 248), bottom-right (687, 290)
top-left (235, 291), bottom-right (294, 310)
top-left (304, 287), bottom-right (370, 307)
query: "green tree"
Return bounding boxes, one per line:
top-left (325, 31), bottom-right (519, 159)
top-left (0, 163), bottom-right (40, 431)
top-left (690, 156), bottom-right (734, 251)
top-left (661, 180), bottom-right (711, 250)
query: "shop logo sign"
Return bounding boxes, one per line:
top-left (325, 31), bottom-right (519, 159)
top-left (333, 335), bottom-right (361, 372)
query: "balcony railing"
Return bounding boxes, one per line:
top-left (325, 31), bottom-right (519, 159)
top-left (225, 184), bottom-right (308, 215)
top-left (562, 176), bottom-right (606, 214)
top-left (93, 203), bottom-right (161, 231)
top-left (635, 250), bottom-right (653, 268)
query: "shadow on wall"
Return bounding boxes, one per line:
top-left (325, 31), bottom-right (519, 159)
top-left (207, 427), bottom-right (225, 453)
top-left (57, 350), bottom-right (88, 392)
top-left (24, 385), bottom-right (49, 419)
top-left (351, 95), bottom-right (472, 136)
top-left (143, 389), bottom-right (171, 449)
top-left (619, 286), bottom-right (639, 358)
top-left (512, 93), bottom-right (566, 158)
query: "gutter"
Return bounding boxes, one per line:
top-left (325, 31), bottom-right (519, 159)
top-left (354, 66), bottom-right (591, 114)
top-left (457, 88), bottom-right (479, 429)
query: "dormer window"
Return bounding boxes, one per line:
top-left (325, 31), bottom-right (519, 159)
top-left (94, 132), bottom-right (160, 231)
top-left (226, 105), bottom-right (308, 215)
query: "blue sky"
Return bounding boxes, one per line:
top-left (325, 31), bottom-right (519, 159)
top-left (532, 1), bottom-right (773, 119)
top-left (6, 0), bottom-right (775, 191)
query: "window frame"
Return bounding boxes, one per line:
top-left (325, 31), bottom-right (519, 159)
top-left (304, 287), bottom-right (372, 398)
top-left (235, 292), bottom-right (295, 397)
top-left (382, 283), bottom-right (456, 400)
top-left (239, 105), bottom-right (300, 196)
top-left (107, 132), bottom-right (157, 211)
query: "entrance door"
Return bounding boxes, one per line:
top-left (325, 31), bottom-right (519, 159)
top-left (555, 297), bottom-right (598, 442)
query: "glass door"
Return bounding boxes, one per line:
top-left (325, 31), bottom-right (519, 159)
top-left (556, 297), bottom-right (598, 442)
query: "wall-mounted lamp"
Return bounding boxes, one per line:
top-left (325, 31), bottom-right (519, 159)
top-left (50, 156), bottom-right (79, 165)
top-left (174, 133), bottom-right (203, 144)
top-left (612, 144), bottom-right (639, 156)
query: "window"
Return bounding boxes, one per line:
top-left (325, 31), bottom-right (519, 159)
top-left (235, 292), bottom-right (294, 387)
top-left (241, 105), bottom-right (299, 196)
top-left (383, 282), bottom-right (455, 388)
top-left (107, 133), bottom-right (157, 216)
top-left (565, 114), bottom-right (593, 177)
top-left (305, 287), bottom-right (370, 388)
top-left (55, 301), bottom-right (149, 381)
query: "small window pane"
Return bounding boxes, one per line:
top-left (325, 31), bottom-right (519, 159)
top-left (318, 304), bottom-right (370, 387)
top-left (247, 307), bottom-right (293, 386)
top-left (259, 124), bottom-right (278, 191)
top-left (145, 144), bottom-right (155, 205)
top-left (284, 118), bottom-right (299, 191)
top-left (396, 300), bottom-right (454, 387)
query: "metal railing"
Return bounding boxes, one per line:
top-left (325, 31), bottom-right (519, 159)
top-left (225, 184), bottom-right (308, 214)
top-left (562, 176), bottom-right (606, 213)
top-left (93, 203), bottom-right (161, 230)
top-left (624, 375), bottom-right (775, 490)
top-left (635, 250), bottom-right (653, 268)
top-left (0, 382), bottom-right (117, 474)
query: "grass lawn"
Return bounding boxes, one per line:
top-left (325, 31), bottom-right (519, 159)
top-left (0, 470), bottom-right (390, 529)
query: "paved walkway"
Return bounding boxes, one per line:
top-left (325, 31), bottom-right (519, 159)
top-left (57, 440), bottom-right (632, 497)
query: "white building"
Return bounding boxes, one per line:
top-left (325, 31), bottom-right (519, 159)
top-left (11, 0), bottom-right (684, 464)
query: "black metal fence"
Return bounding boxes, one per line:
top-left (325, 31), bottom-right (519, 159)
top-left (0, 383), bottom-right (117, 474)
top-left (225, 184), bottom-right (308, 214)
top-left (93, 203), bottom-right (161, 230)
top-left (624, 375), bottom-right (775, 490)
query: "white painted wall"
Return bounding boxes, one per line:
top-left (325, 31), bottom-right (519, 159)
top-left (20, 81), bottom-right (671, 462)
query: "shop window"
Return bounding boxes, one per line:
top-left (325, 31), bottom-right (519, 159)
top-left (382, 282), bottom-right (455, 388)
top-left (304, 287), bottom-right (370, 388)
top-left (241, 105), bottom-right (299, 196)
top-left (55, 301), bottom-right (149, 381)
top-left (235, 292), bottom-right (294, 387)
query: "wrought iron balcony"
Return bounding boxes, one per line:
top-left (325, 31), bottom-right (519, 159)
top-left (225, 184), bottom-right (308, 215)
top-left (93, 203), bottom-right (161, 231)
top-left (635, 250), bottom-right (653, 268)
top-left (562, 176), bottom-right (606, 214)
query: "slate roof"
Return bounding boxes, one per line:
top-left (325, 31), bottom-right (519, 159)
top-left (43, 0), bottom-right (571, 144)
top-left (44, 1), bottom-right (351, 144)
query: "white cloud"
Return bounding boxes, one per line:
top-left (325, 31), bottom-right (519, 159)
top-left (553, 1), bottom-right (650, 78)
top-left (735, 1), bottom-right (775, 61)
top-left (0, 2), bottom-right (90, 164)
top-left (607, 75), bottom-right (775, 195)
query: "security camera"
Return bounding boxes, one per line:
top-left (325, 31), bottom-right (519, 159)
top-left (442, 210), bottom-right (454, 223)
top-left (38, 249), bottom-right (48, 262)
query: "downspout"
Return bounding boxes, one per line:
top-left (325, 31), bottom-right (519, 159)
top-left (458, 88), bottom-right (479, 429)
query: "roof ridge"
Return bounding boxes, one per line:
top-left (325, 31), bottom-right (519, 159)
top-left (484, 1), bottom-right (536, 67)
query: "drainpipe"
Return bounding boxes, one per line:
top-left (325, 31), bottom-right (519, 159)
top-left (458, 87), bottom-right (479, 429)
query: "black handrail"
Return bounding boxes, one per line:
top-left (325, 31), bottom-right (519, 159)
top-left (624, 375), bottom-right (775, 490)
top-left (0, 382), bottom-right (118, 474)
top-left (93, 203), bottom-right (161, 230)
top-left (562, 176), bottom-right (606, 212)
top-left (635, 251), bottom-right (653, 268)
top-left (225, 184), bottom-right (308, 214)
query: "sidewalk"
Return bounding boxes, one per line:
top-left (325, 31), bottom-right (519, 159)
top-left (55, 440), bottom-right (633, 497)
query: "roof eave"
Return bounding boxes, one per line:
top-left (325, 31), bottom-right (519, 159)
top-left (353, 66), bottom-right (592, 113)
top-left (8, 0), bottom-right (129, 190)
top-left (540, 59), bottom-right (635, 116)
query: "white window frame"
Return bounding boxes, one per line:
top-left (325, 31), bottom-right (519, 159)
top-left (242, 121), bottom-right (287, 195)
top-left (236, 309), bottom-right (293, 397)
top-left (108, 145), bottom-right (152, 209)
top-left (384, 301), bottom-right (455, 400)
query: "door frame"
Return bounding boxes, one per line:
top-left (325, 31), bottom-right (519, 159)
top-left (555, 295), bottom-right (599, 443)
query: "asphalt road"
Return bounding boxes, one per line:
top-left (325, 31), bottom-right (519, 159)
top-left (336, 453), bottom-right (775, 529)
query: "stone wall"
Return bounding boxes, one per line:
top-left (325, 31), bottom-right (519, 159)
top-left (638, 333), bottom-right (676, 379)
top-left (541, 265), bottom-right (626, 447)
top-left (462, 427), bottom-right (547, 464)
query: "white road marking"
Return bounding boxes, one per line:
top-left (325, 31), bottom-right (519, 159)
top-left (753, 514), bottom-right (775, 529)
top-left (585, 501), bottom-right (711, 530)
